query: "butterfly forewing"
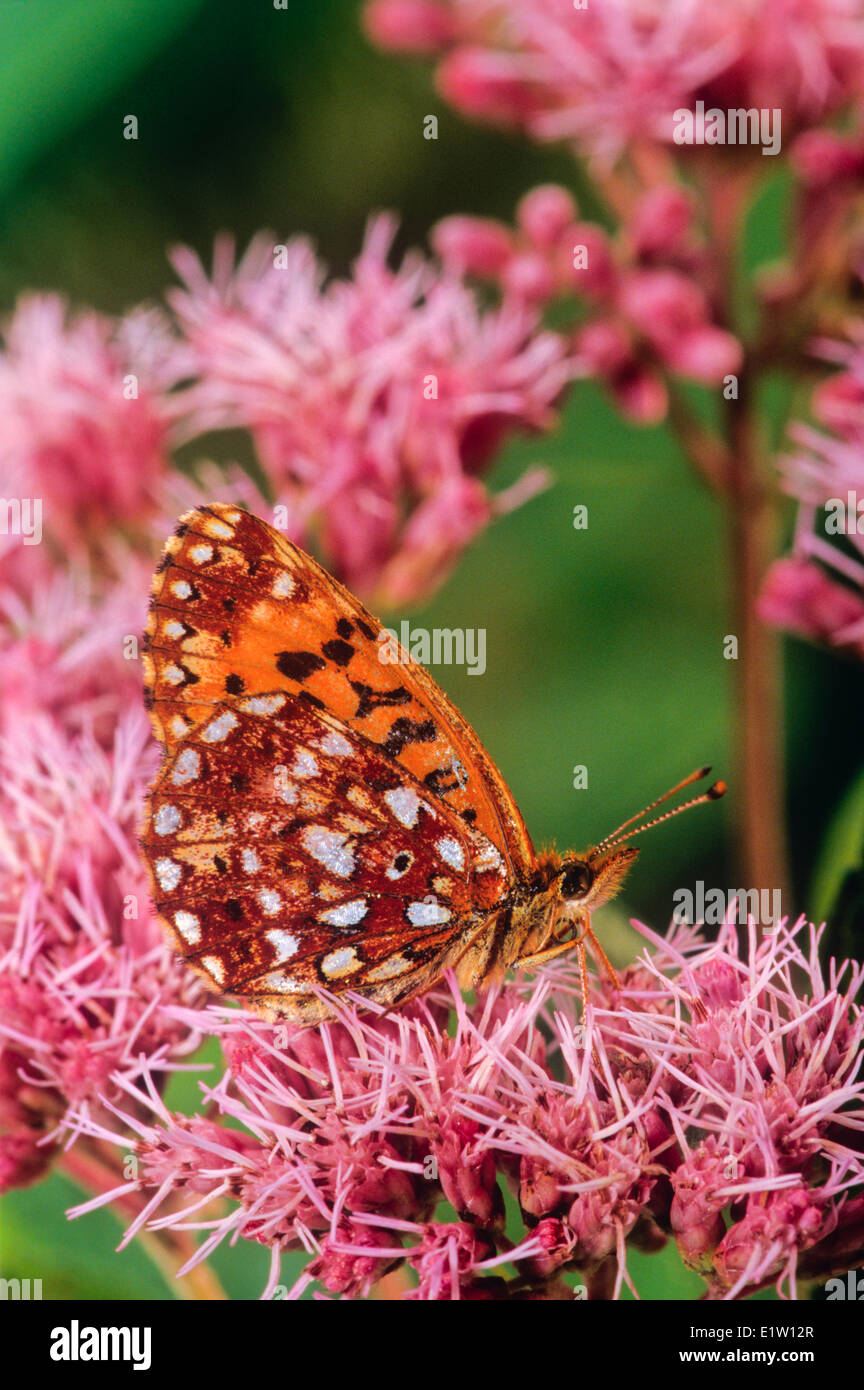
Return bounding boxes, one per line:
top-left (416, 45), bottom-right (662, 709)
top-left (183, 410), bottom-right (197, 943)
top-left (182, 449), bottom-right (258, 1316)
top-left (143, 504), bottom-right (533, 875)
top-left (141, 504), bottom-right (532, 1020)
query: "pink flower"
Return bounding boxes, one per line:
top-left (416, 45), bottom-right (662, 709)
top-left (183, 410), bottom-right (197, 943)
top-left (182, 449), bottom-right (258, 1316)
top-left (0, 295), bottom-right (170, 553)
top-left (0, 559), bottom-right (151, 743)
top-left (54, 912), bottom-right (864, 1299)
top-left (433, 185), bottom-right (741, 424)
top-left (760, 323), bottom-right (864, 658)
top-left (167, 218), bottom-right (572, 603)
top-left (599, 914), bottom-right (864, 1296)
top-left (759, 555), bottom-right (864, 657)
top-left (0, 710), bottom-right (205, 1186)
top-left (365, 0), bottom-right (864, 163)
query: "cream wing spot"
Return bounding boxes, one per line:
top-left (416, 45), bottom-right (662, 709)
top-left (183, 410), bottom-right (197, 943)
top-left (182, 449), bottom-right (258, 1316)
top-left (276, 778), bottom-right (298, 805)
top-left (318, 898), bottom-right (368, 928)
top-left (201, 955), bottom-right (225, 985)
top-left (318, 730), bottom-right (353, 758)
top-left (300, 826), bottom-right (355, 878)
top-left (272, 571), bottom-right (295, 599)
top-left (202, 518), bottom-right (234, 540)
top-left (155, 858), bottom-right (182, 892)
top-left (321, 946), bottom-right (362, 979)
top-left (257, 971), bottom-right (304, 994)
top-left (163, 664), bottom-right (185, 686)
top-left (258, 888), bottom-right (282, 916)
top-left (201, 710), bottom-right (238, 743)
top-left (189, 543), bottom-right (214, 565)
top-left (266, 929), bottom-right (299, 962)
top-left (407, 900), bottom-right (451, 927)
top-left (367, 953), bottom-right (412, 982)
top-left (292, 749), bottom-right (319, 778)
top-left (241, 694), bottom-right (286, 716)
top-left (436, 837), bottom-right (465, 873)
top-left (472, 837), bottom-right (505, 875)
top-left (171, 748), bottom-right (201, 786)
top-left (163, 619), bottom-right (185, 640)
top-left (242, 848), bottom-right (261, 873)
top-left (154, 804), bottom-right (182, 836)
top-left (174, 910), bottom-right (201, 944)
top-left (171, 580), bottom-right (192, 600)
top-left (384, 786), bottom-right (421, 828)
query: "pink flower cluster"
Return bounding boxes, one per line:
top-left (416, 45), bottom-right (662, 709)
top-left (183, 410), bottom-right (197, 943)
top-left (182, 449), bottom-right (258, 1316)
top-left (0, 707), bottom-right (206, 1194)
top-left (63, 916), bottom-right (864, 1300)
top-left (0, 296), bottom-right (170, 556)
top-left (167, 216), bottom-right (570, 603)
top-left (759, 326), bottom-right (864, 659)
top-left (0, 223), bottom-right (570, 609)
top-left (365, 0), bottom-right (864, 163)
top-left (434, 183), bottom-right (741, 423)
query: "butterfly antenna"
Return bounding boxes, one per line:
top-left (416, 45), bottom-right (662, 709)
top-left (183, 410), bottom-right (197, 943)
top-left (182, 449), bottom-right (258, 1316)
top-left (595, 767), bottom-right (726, 852)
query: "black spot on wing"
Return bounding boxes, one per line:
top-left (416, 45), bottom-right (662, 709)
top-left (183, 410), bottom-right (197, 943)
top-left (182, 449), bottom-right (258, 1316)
top-left (321, 638), bottom-right (354, 666)
top-left (384, 716), bottom-right (437, 758)
top-left (276, 650), bottom-right (327, 682)
top-left (351, 681), bottom-right (412, 719)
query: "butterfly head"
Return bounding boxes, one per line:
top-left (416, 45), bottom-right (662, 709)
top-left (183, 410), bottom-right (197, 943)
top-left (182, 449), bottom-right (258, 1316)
top-left (557, 845), bottom-right (639, 912)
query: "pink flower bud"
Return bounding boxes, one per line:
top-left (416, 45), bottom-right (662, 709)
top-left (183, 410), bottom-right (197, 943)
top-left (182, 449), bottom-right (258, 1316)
top-left (670, 1140), bottom-right (730, 1273)
top-left (792, 131), bottom-right (864, 187)
top-left (519, 1217), bottom-right (577, 1279)
top-left (563, 223), bottom-right (616, 297)
top-left (502, 251), bottom-right (556, 303)
top-left (573, 319), bottom-right (632, 375)
top-left (517, 185), bottom-right (578, 249)
top-left (758, 557), bottom-right (864, 657)
top-left (813, 370), bottom-right (864, 436)
top-left (437, 47), bottom-right (540, 126)
top-left (694, 958), bottom-right (744, 1011)
top-left (433, 1113), bottom-right (503, 1228)
top-left (666, 325), bottom-right (742, 383)
top-left (0, 1130), bottom-right (55, 1193)
top-left (631, 186), bottom-right (694, 259)
top-left (310, 1222), bottom-right (395, 1298)
top-left (611, 365), bottom-right (668, 425)
top-left (406, 1222), bottom-right (495, 1300)
top-left (362, 0), bottom-right (454, 52)
top-left (431, 215), bottom-right (513, 278)
top-left (713, 1189), bottom-right (825, 1293)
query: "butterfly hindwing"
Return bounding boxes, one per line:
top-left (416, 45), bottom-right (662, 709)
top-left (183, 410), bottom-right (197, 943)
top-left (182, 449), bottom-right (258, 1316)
top-left (141, 689), bottom-right (512, 1019)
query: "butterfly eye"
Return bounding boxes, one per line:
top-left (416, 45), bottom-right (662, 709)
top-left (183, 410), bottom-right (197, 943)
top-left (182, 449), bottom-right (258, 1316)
top-left (560, 860), bottom-right (594, 900)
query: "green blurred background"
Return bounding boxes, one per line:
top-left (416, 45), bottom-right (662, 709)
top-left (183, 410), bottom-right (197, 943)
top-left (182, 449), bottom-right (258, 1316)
top-left (1, 0), bottom-right (863, 1300)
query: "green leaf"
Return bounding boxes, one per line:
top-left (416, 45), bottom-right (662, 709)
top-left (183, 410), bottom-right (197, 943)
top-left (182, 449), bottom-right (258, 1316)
top-left (810, 764), bottom-right (864, 953)
top-left (0, 0), bottom-right (204, 194)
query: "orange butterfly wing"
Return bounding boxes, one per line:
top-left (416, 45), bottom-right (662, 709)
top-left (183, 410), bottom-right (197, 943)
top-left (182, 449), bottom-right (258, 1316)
top-left (141, 504), bottom-right (535, 1020)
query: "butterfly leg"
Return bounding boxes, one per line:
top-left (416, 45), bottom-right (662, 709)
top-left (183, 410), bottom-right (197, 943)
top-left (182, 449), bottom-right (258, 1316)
top-left (513, 938), bottom-right (579, 972)
top-left (572, 919), bottom-right (621, 989)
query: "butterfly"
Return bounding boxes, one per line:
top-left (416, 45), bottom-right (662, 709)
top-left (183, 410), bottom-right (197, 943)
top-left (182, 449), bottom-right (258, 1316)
top-left (140, 503), bottom-right (724, 1025)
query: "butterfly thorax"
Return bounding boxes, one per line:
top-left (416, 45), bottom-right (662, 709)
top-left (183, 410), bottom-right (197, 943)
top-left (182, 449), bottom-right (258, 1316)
top-left (451, 844), bottom-right (637, 991)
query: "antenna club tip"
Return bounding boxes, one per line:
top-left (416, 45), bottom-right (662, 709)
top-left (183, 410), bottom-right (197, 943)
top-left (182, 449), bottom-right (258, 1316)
top-left (707, 780), bottom-right (727, 800)
top-left (696, 764), bottom-right (712, 779)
